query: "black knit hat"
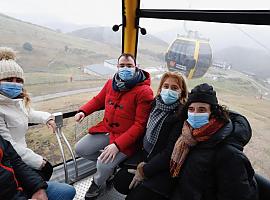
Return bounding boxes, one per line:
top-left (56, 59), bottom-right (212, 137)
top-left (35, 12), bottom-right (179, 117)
top-left (187, 83), bottom-right (218, 105)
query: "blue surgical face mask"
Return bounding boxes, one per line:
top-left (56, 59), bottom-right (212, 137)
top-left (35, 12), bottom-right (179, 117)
top-left (0, 82), bottom-right (23, 99)
top-left (118, 67), bottom-right (135, 81)
top-left (160, 88), bottom-right (180, 105)
top-left (187, 112), bottom-right (209, 129)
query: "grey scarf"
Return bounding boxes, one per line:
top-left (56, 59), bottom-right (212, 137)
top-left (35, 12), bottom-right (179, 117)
top-left (144, 96), bottom-right (179, 147)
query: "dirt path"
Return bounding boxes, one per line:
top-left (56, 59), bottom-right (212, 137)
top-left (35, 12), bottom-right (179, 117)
top-left (32, 87), bottom-right (102, 102)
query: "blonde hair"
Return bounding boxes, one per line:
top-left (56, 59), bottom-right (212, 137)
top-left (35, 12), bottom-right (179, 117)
top-left (157, 71), bottom-right (188, 104)
top-left (22, 88), bottom-right (31, 108)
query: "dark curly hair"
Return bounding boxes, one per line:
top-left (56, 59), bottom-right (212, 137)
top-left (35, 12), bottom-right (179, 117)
top-left (182, 83), bottom-right (230, 123)
top-left (209, 104), bottom-right (230, 122)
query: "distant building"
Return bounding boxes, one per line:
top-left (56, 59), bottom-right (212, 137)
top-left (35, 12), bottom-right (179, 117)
top-left (83, 63), bottom-right (117, 79)
top-left (144, 67), bottom-right (164, 73)
top-left (82, 59), bottom-right (118, 79)
top-left (83, 58), bottom-right (148, 79)
top-left (241, 71), bottom-right (256, 77)
top-left (212, 61), bottom-right (232, 70)
top-left (104, 59), bottom-right (118, 69)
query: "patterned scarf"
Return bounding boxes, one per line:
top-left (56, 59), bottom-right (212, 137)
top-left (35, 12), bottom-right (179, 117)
top-left (170, 118), bottom-right (225, 177)
top-left (145, 96), bottom-right (180, 146)
top-left (112, 68), bottom-right (146, 92)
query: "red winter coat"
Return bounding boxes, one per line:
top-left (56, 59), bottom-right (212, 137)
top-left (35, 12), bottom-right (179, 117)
top-left (79, 71), bottom-right (153, 156)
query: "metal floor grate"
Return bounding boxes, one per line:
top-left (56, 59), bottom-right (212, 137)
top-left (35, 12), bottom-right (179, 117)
top-left (73, 176), bottom-right (125, 200)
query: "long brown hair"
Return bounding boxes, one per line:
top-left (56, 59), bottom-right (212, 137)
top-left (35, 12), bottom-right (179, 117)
top-left (157, 71), bottom-right (188, 104)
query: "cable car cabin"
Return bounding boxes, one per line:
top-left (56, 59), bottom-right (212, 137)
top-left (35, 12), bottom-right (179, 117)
top-left (165, 35), bottom-right (212, 79)
top-left (2, 0), bottom-right (270, 200)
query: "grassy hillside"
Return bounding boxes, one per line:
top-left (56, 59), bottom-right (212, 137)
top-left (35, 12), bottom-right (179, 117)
top-left (0, 13), bottom-right (168, 77)
top-left (0, 14), bottom-right (119, 74)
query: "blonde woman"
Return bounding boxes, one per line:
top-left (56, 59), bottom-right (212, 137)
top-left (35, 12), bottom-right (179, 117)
top-left (0, 47), bottom-right (56, 181)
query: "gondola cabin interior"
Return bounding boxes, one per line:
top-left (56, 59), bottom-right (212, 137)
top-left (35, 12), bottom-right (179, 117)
top-left (1, 0), bottom-right (270, 199)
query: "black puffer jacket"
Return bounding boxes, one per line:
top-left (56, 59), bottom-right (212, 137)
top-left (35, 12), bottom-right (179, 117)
top-left (141, 110), bottom-right (183, 196)
top-left (171, 111), bottom-right (258, 200)
top-left (0, 136), bottom-right (47, 200)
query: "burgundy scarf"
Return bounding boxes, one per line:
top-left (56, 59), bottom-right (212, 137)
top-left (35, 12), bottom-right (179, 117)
top-left (170, 118), bottom-right (225, 177)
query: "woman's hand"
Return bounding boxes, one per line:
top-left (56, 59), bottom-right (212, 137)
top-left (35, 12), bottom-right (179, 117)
top-left (98, 143), bottom-right (119, 164)
top-left (74, 112), bottom-right (85, 123)
top-left (46, 119), bottom-right (56, 133)
top-left (128, 162), bottom-right (145, 189)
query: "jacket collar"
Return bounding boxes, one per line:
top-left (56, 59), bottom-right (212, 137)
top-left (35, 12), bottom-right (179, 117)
top-left (136, 69), bottom-right (151, 86)
top-left (196, 120), bottom-right (233, 148)
top-left (0, 94), bottom-right (22, 104)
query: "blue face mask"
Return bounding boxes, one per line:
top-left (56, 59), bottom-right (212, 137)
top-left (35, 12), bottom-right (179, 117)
top-left (118, 67), bottom-right (135, 81)
top-left (160, 89), bottom-right (180, 105)
top-left (187, 112), bottom-right (209, 129)
top-left (0, 82), bottom-right (23, 99)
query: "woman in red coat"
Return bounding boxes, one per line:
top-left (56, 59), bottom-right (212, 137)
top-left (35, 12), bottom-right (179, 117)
top-left (74, 53), bottom-right (153, 200)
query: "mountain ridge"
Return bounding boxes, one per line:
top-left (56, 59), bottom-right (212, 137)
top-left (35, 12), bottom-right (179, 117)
top-left (0, 13), bottom-right (167, 75)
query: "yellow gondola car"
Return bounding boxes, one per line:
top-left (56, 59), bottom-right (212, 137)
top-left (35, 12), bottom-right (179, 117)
top-left (165, 31), bottom-right (212, 79)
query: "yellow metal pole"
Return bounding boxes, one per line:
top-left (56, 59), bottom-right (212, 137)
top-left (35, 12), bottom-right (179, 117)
top-left (122, 0), bottom-right (140, 57)
top-left (188, 40), bottom-right (200, 79)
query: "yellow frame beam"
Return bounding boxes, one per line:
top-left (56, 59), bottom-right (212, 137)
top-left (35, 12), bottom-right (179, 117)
top-left (122, 0), bottom-right (140, 57)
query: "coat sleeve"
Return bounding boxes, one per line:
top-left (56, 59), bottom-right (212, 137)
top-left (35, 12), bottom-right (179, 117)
top-left (215, 145), bottom-right (258, 200)
top-left (229, 111), bottom-right (252, 147)
top-left (114, 86), bottom-right (154, 151)
top-left (28, 107), bottom-right (52, 124)
top-left (2, 137), bottom-right (48, 196)
top-left (0, 117), bottom-right (43, 169)
top-left (143, 121), bottom-right (182, 178)
top-left (79, 80), bottom-right (108, 115)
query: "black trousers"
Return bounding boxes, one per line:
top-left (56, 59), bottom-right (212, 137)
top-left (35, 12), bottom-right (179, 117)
top-left (114, 150), bottom-right (146, 195)
top-left (33, 160), bottom-right (53, 181)
top-left (126, 185), bottom-right (168, 200)
top-left (114, 149), bottom-right (169, 200)
top-left (114, 167), bottom-right (168, 200)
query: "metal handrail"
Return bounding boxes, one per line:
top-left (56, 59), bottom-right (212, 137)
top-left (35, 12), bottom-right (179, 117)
top-left (28, 111), bottom-right (77, 127)
top-left (53, 112), bottom-right (79, 184)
